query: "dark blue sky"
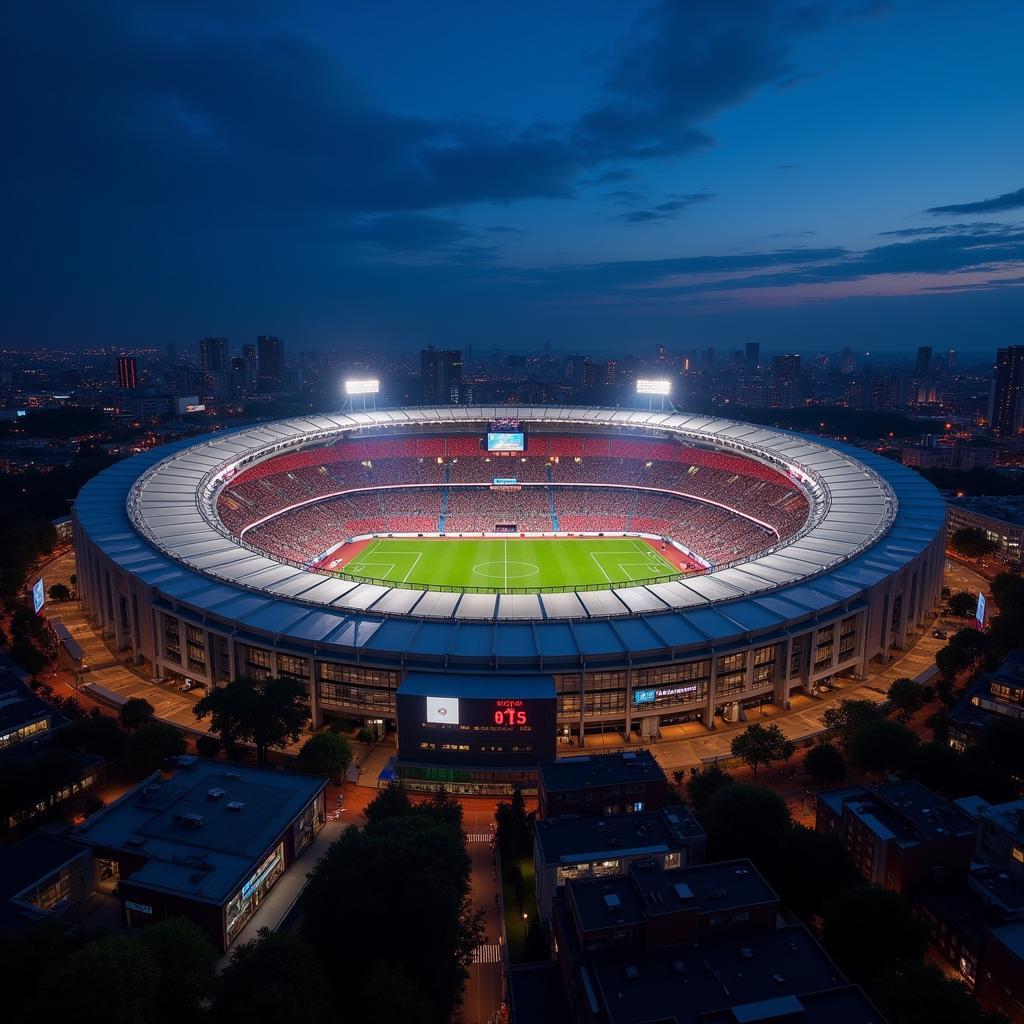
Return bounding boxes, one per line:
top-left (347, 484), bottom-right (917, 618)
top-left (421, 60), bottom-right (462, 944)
top-left (4, 1), bottom-right (1023, 354)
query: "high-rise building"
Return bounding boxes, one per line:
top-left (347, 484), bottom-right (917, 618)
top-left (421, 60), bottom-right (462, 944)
top-left (916, 345), bottom-right (933, 375)
top-left (770, 354), bottom-right (802, 408)
top-left (420, 347), bottom-right (463, 404)
top-left (743, 342), bottom-right (759, 374)
top-left (947, 348), bottom-right (957, 372)
top-left (841, 347), bottom-right (855, 374)
top-left (257, 336), bottom-right (284, 392)
top-left (199, 337), bottom-right (228, 398)
top-left (991, 346), bottom-right (1024, 437)
top-left (116, 356), bottom-right (137, 390)
top-left (242, 344), bottom-right (258, 393)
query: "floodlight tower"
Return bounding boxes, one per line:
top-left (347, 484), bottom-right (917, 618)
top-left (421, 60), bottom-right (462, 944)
top-left (636, 378), bottom-right (671, 411)
top-left (343, 378), bottom-right (380, 411)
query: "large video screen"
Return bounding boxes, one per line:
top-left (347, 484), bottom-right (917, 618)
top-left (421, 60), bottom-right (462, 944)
top-left (398, 691), bottom-right (555, 767)
top-left (32, 578), bottom-right (45, 614)
top-left (486, 431), bottom-right (525, 452)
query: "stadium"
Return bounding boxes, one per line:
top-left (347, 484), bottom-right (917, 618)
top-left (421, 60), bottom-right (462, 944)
top-left (73, 406), bottom-right (946, 787)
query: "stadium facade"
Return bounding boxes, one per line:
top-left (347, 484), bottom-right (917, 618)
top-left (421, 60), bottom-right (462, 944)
top-left (73, 407), bottom-right (945, 772)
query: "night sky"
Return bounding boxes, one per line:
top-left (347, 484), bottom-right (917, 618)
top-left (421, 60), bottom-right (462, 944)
top-left (4, 1), bottom-right (1023, 354)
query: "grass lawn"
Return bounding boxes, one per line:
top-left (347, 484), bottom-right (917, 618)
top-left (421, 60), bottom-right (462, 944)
top-left (501, 855), bottom-right (539, 964)
top-left (336, 536), bottom-right (681, 592)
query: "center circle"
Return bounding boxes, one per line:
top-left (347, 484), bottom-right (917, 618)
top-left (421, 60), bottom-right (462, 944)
top-left (471, 560), bottom-right (540, 580)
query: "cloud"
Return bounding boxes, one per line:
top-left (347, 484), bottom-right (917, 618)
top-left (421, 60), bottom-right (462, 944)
top-left (616, 192), bottom-right (716, 224)
top-left (925, 186), bottom-right (1024, 216)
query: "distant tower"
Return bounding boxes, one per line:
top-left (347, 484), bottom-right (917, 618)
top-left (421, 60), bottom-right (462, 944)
top-left (199, 337), bottom-right (228, 398)
top-left (947, 348), bottom-right (957, 372)
top-left (991, 346), bottom-right (1024, 437)
top-left (116, 356), bottom-right (137, 390)
top-left (420, 347), bottom-right (463, 404)
top-left (841, 347), bottom-right (855, 374)
top-left (257, 336), bottom-right (284, 392)
top-left (915, 346), bottom-right (933, 376)
top-left (743, 342), bottom-right (759, 374)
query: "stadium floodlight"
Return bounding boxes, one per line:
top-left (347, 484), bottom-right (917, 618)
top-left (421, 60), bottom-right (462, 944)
top-left (636, 379), bottom-right (672, 396)
top-left (344, 379), bottom-right (380, 396)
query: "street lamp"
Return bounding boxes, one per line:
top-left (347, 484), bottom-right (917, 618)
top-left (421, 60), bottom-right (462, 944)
top-left (522, 911), bottom-right (528, 941)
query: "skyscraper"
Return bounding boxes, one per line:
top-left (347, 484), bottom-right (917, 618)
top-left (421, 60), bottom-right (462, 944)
top-left (116, 355), bottom-right (137, 390)
top-left (199, 337), bottom-right (228, 398)
top-left (420, 347), bottom-right (463, 404)
top-left (947, 348), bottom-right (957, 372)
top-left (915, 346), bottom-right (933, 375)
top-left (991, 346), bottom-right (1024, 437)
top-left (770, 354), bottom-right (802, 408)
top-left (841, 347), bottom-right (856, 374)
top-left (743, 342), bottom-right (759, 374)
top-left (257, 336), bottom-right (284, 392)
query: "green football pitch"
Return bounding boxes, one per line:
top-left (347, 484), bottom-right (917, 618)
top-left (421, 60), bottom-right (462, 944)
top-left (336, 536), bottom-right (683, 592)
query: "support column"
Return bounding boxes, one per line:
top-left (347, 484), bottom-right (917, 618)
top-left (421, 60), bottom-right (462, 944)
top-left (703, 655), bottom-right (718, 729)
top-left (774, 637), bottom-right (792, 709)
top-left (623, 666), bottom-right (633, 743)
top-left (308, 651), bottom-right (322, 730)
top-left (802, 629), bottom-right (817, 696)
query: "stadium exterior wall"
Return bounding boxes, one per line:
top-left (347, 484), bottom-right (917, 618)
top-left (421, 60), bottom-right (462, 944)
top-left (71, 407), bottom-right (947, 747)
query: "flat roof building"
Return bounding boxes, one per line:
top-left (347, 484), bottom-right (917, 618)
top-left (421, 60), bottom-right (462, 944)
top-left (537, 750), bottom-right (667, 819)
top-left (817, 780), bottom-right (976, 894)
top-left (0, 833), bottom-right (93, 931)
top-left (533, 805), bottom-right (705, 921)
top-left (948, 651), bottom-right (1024, 751)
top-left (74, 757), bottom-right (326, 951)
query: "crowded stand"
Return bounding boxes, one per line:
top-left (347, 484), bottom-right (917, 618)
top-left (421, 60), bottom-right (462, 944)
top-left (217, 432), bottom-right (810, 567)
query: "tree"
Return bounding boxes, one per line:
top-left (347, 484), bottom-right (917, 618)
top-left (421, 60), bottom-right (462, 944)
top-left (730, 722), bottom-right (795, 778)
top-left (935, 628), bottom-right (989, 685)
top-left (214, 929), bottom-right (335, 1024)
top-left (8, 641), bottom-right (47, 676)
top-left (701, 783), bottom-right (791, 863)
top-left (195, 733), bottom-right (222, 759)
top-left (193, 675), bottom-right (308, 765)
top-left (364, 782), bottom-right (413, 825)
top-left (297, 730), bottom-right (353, 784)
top-left (849, 718), bottom-right (918, 775)
top-left (950, 526), bottom-right (998, 560)
top-left (767, 825), bottom-right (861, 919)
top-left (51, 711), bottom-right (125, 760)
top-left (946, 590), bottom-right (977, 619)
top-left (495, 786), bottom-right (533, 860)
top-left (887, 677), bottom-right (933, 723)
top-left (118, 697), bottom-right (155, 732)
top-left (870, 960), bottom-right (1007, 1024)
top-left (423, 786), bottom-right (464, 831)
top-left (123, 721), bottom-right (186, 776)
top-left (822, 698), bottom-right (884, 748)
top-left (139, 918), bottom-right (218, 1024)
top-left (803, 742), bottom-right (846, 786)
top-left (302, 812), bottom-right (481, 1024)
top-left (686, 763), bottom-right (733, 813)
top-left (823, 884), bottom-right (927, 983)
top-left (28, 934), bottom-right (162, 1024)
top-left (48, 582), bottom-right (71, 602)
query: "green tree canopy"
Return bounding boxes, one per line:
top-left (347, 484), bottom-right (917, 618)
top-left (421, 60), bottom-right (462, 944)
top-left (139, 918), bottom-right (218, 1024)
top-left (946, 590), bottom-right (978, 618)
top-left (730, 722), bottom-right (795, 778)
top-left (822, 698), bottom-right (885, 748)
top-left (803, 741), bottom-right (847, 786)
top-left (123, 720), bottom-right (186, 776)
top-left (51, 711), bottom-right (125, 760)
top-left (950, 526), bottom-right (998, 559)
top-left (364, 782), bottom-right (413, 825)
top-left (686, 763), bottom-right (733, 813)
top-left (701, 783), bottom-right (791, 863)
top-left (297, 730), bottom-right (353, 784)
top-left (849, 718), bottom-right (919, 775)
top-left (495, 785), bottom-right (533, 860)
top-left (214, 928), bottom-right (336, 1024)
top-left (118, 696), bottom-right (155, 732)
top-left (886, 677), bottom-right (933, 723)
top-left (47, 582), bottom-right (71, 602)
top-left (823, 884), bottom-right (927, 983)
top-left (193, 675), bottom-right (308, 764)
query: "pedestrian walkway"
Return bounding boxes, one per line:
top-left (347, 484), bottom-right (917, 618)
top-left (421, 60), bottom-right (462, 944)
top-left (472, 944), bottom-right (502, 964)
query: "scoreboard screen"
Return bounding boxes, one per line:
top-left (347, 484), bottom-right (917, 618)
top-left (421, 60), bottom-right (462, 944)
top-left (486, 431), bottom-right (525, 452)
top-left (397, 690), bottom-right (556, 767)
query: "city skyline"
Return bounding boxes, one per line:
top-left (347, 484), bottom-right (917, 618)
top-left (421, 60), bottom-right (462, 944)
top-left (4, 2), bottom-right (1023, 353)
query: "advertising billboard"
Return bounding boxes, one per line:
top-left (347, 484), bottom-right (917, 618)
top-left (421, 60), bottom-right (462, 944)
top-left (486, 431), bottom-right (525, 452)
top-left (32, 578), bottom-right (45, 614)
top-left (976, 591), bottom-right (987, 628)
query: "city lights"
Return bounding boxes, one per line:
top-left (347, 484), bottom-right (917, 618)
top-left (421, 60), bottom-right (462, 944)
top-left (635, 379), bottom-right (672, 396)
top-left (344, 378), bottom-right (380, 395)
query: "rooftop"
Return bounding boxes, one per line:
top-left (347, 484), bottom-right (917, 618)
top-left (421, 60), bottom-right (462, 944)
top-left (569, 858), bottom-right (776, 934)
top-left (0, 833), bottom-right (89, 929)
top-left (584, 923), bottom-right (871, 1024)
top-left (75, 757), bottom-right (325, 905)
top-left (950, 495), bottom-right (1024, 527)
top-left (538, 749), bottom-right (665, 794)
top-left (535, 806), bottom-right (702, 866)
top-left (0, 667), bottom-right (54, 738)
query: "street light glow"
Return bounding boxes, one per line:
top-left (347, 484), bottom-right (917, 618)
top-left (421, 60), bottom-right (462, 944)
top-left (344, 378), bottom-right (380, 396)
top-left (636, 379), bottom-right (671, 396)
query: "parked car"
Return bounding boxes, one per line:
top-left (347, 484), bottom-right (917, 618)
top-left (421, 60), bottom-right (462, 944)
top-left (932, 629), bottom-right (948, 639)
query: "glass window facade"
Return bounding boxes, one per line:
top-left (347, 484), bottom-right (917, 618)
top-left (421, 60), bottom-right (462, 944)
top-left (226, 842), bottom-right (285, 943)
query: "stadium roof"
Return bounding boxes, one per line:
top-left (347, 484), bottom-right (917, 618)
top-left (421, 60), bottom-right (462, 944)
top-left (74, 406), bottom-right (945, 662)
